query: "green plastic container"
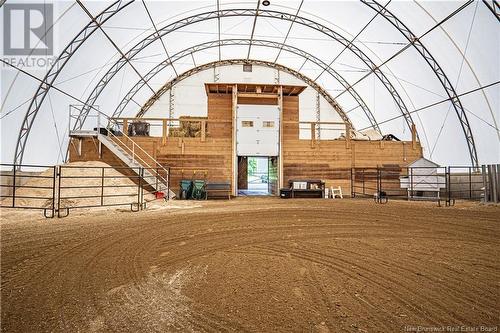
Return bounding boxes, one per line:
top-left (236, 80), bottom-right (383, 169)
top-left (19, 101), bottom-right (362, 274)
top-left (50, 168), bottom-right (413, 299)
top-left (192, 180), bottom-right (207, 200)
top-left (179, 180), bottom-right (193, 200)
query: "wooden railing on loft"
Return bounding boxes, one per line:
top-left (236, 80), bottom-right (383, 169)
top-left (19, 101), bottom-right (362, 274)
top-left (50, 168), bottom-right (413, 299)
top-left (290, 121), bottom-right (351, 148)
top-left (109, 117), bottom-right (233, 144)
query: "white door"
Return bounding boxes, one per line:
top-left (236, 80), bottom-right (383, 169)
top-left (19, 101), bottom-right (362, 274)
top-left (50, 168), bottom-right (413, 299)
top-left (236, 104), bottom-right (279, 156)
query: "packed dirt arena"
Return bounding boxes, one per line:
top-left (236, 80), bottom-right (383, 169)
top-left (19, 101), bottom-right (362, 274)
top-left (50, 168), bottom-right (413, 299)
top-left (1, 197), bottom-right (498, 332)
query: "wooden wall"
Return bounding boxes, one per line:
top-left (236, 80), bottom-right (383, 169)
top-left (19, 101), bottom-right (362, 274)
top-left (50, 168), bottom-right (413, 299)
top-left (281, 96), bottom-right (422, 192)
top-left (69, 137), bottom-right (122, 166)
top-left (155, 93), bottom-right (233, 192)
top-left (70, 91), bottom-right (422, 197)
top-left (206, 94), bottom-right (232, 138)
top-left (68, 137), bottom-right (143, 184)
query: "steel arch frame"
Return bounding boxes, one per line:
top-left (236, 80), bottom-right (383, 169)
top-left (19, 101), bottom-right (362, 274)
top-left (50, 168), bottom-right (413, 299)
top-left (15, 7), bottom-right (414, 165)
top-left (482, 0), bottom-right (500, 22)
top-left (13, 0), bottom-right (133, 166)
top-left (72, 9), bottom-right (416, 136)
top-left (14, 6), bottom-right (479, 166)
top-left (362, 0), bottom-right (478, 166)
top-left (136, 59), bottom-right (352, 127)
top-left (111, 39), bottom-right (379, 131)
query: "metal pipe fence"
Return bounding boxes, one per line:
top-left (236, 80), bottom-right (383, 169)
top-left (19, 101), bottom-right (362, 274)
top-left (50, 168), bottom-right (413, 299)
top-left (1, 163), bottom-right (495, 217)
top-left (0, 164), bottom-right (57, 217)
top-left (0, 164), bottom-right (170, 218)
top-left (351, 166), bottom-right (487, 205)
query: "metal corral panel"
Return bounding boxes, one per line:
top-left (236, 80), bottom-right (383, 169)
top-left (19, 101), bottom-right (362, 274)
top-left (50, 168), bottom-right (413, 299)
top-left (400, 175), bottom-right (446, 190)
top-left (236, 104), bottom-right (279, 156)
top-left (400, 157), bottom-right (446, 191)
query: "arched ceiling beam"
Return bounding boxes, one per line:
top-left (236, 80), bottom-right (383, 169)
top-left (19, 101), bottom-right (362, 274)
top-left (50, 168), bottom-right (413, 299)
top-left (482, 0), bottom-right (500, 22)
top-left (19, 6), bottom-right (479, 165)
top-left (273, 0), bottom-right (305, 63)
top-left (362, 0), bottom-right (478, 166)
top-left (246, 1), bottom-right (261, 59)
top-left (13, 0), bottom-right (133, 165)
top-left (72, 8), bottom-right (415, 138)
top-left (111, 39), bottom-right (378, 131)
top-left (16, 7), bottom-right (416, 165)
top-left (141, 0), bottom-right (179, 76)
top-left (415, 1), bottom-right (498, 143)
top-left (76, 0), bottom-right (156, 95)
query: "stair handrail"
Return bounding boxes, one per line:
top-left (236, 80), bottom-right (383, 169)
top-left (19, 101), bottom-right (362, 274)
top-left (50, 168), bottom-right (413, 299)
top-left (72, 108), bottom-right (170, 192)
top-left (103, 122), bottom-right (170, 191)
top-left (107, 130), bottom-right (169, 191)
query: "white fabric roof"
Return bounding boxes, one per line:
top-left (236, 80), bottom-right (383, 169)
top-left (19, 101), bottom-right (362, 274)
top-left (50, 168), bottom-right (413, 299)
top-left (1, 0), bottom-right (499, 166)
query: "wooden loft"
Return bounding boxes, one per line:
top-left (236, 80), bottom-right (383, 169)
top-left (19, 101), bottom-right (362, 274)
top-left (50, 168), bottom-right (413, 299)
top-left (204, 83), bottom-right (306, 96)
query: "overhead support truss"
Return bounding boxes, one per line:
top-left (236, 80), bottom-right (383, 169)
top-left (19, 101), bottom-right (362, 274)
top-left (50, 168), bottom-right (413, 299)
top-left (132, 58), bottom-right (352, 130)
top-left (110, 39), bottom-right (378, 131)
top-left (70, 9), bottom-right (413, 139)
top-left (15, 7), bottom-right (412, 165)
top-left (13, 6), bottom-right (481, 167)
top-left (76, 0), bottom-right (156, 95)
top-left (362, 0), bottom-right (479, 166)
top-left (13, 0), bottom-right (133, 166)
top-left (482, 0), bottom-right (500, 22)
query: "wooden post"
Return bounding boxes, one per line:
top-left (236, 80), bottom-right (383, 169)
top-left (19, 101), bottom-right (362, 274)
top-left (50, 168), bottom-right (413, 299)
top-left (310, 123), bottom-right (316, 148)
top-left (411, 123), bottom-right (417, 150)
top-left (497, 164), bottom-right (500, 203)
top-left (345, 123), bottom-right (351, 149)
top-left (403, 142), bottom-right (407, 162)
top-left (201, 120), bottom-right (206, 142)
top-left (232, 84), bottom-right (238, 196)
top-left (162, 119), bottom-right (167, 145)
top-left (278, 85), bottom-right (284, 189)
top-left (487, 165), bottom-right (494, 202)
top-left (123, 118), bottom-right (129, 136)
top-left (351, 140), bottom-right (355, 168)
top-left (123, 118), bottom-right (129, 146)
top-left (491, 165), bottom-right (498, 203)
top-left (482, 165), bottom-right (488, 202)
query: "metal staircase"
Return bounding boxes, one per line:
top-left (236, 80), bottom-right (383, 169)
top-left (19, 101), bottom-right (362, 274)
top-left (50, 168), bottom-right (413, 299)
top-left (68, 106), bottom-right (174, 200)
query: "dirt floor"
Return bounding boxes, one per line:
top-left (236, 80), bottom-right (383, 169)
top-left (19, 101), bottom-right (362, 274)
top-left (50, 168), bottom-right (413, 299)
top-left (1, 197), bottom-right (499, 332)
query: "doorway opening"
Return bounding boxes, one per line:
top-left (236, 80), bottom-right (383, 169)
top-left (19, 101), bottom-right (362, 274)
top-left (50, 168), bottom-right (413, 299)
top-left (238, 156), bottom-right (271, 196)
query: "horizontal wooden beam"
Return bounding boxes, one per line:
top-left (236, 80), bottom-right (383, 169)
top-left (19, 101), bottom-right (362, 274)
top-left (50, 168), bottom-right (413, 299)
top-left (237, 93), bottom-right (278, 98)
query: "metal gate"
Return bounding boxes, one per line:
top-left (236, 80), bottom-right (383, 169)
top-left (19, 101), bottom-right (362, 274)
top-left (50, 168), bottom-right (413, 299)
top-left (0, 164), bottom-right (170, 218)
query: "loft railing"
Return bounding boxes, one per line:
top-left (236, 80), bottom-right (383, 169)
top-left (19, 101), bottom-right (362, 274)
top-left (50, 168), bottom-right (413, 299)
top-left (109, 117), bottom-right (349, 142)
top-left (109, 117), bottom-right (222, 142)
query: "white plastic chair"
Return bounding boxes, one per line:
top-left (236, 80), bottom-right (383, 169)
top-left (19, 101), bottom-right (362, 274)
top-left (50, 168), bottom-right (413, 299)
top-left (331, 186), bottom-right (343, 199)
